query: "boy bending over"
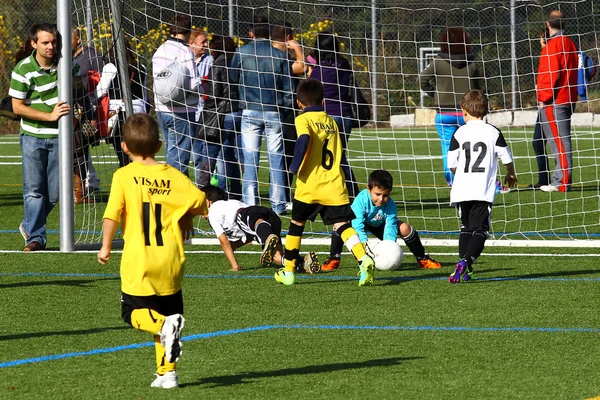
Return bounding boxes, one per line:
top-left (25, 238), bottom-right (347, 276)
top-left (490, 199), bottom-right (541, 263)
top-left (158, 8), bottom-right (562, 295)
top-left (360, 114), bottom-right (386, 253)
top-left (201, 185), bottom-right (318, 272)
top-left (321, 169), bottom-right (441, 271)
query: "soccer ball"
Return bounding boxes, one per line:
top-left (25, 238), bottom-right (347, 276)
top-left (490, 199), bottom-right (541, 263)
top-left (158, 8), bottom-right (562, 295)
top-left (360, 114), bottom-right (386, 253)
top-left (369, 240), bottom-right (403, 271)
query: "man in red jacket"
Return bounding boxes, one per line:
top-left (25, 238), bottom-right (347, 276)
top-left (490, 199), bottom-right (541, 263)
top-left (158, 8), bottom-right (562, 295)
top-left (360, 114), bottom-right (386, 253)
top-left (537, 10), bottom-right (578, 193)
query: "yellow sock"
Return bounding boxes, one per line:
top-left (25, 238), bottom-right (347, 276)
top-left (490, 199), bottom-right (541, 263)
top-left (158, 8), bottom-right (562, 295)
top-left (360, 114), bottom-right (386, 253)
top-left (131, 309), bottom-right (165, 335)
top-left (284, 234), bottom-right (301, 272)
top-left (340, 227), bottom-right (367, 261)
top-left (154, 335), bottom-right (176, 374)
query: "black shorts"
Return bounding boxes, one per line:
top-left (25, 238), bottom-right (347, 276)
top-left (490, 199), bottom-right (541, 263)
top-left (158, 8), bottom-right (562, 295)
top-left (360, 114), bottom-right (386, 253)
top-left (121, 290), bottom-right (183, 326)
top-left (457, 201), bottom-right (491, 232)
top-left (237, 206), bottom-right (282, 241)
top-left (363, 220), bottom-right (403, 240)
top-left (291, 199), bottom-right (355, 225)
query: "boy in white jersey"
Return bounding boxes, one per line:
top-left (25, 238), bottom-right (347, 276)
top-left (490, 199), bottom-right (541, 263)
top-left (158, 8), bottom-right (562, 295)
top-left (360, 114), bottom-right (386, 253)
top-left (201, 185), bottom-right (318, 272)
top-left (447, 89), bottom-right (517, 283)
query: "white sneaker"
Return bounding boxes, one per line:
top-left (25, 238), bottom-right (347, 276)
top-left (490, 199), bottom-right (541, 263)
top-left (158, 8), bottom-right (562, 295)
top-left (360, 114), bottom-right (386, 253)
top-left (540, 185), bottom-right (559, 192)
top-left (160, 314), bottom-right (185, 363)
top-left (151, 371), bottom-right (178, 389)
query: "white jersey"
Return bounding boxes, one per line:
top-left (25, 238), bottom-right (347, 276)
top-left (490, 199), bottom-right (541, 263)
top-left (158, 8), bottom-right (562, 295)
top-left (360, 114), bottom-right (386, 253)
top-left (207, 200), bottom-right (248, 242)
top-left (448, 119), bottom-right (513, 204)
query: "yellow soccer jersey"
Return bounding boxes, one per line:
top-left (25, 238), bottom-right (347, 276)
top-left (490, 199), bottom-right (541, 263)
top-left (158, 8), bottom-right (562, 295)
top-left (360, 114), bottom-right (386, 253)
top-left (294, 110), bottom-right (349, 205)
top-left (103, 162), bottom-right (207, 296)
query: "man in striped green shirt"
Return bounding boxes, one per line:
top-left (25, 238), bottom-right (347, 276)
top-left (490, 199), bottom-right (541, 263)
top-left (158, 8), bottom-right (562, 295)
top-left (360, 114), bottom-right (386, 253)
top-left (9, 22), bottom-right (71, 252)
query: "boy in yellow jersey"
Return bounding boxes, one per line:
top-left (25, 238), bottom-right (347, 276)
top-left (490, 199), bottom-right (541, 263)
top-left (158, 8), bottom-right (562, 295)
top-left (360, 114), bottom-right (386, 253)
top-left (97, 114), bottom-right (208, 389)
top-left (275, 79), bottom-right (375, 286)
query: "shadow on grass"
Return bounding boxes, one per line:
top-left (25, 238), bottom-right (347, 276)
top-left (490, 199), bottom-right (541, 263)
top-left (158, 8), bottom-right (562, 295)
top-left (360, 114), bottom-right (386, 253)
top-left (469, 268), bottom-right (600, 283)
top-left (0, 277), bottom-right (119, 289)
top-left (0, 193), bottom-right (24, 207)
top-left (180, 356), bottom-right (423, 388)
top-left (0, 325), bottom-right (130, 341)
top-left (377, 267), bottom-right (514, 286)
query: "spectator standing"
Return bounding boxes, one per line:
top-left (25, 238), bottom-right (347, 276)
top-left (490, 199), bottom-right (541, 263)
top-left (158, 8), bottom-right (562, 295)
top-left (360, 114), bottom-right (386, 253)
top-left (229, 16), bottom-right (291, 215)
top-left (152, 13), bottom-right (199, 175)
top-left (189, 29), bottom-right (213, 186)
top-left (309, 32), bottom-right (359, 199)
top-left (10, 23), bottom-right (71, 252)
top-left (96, 40), bottom-right (148, 167)
top-left (271, 22), bottom-right (306, 205)
top-left (72, 27), bottom-right (103, 193)
top-left (530, 29), bottom-right (551, 190)
top-left (419, 27), bottom-right (484, 187)
top-left (537, 10), bottom-right (578, 193)
top-left (196, 35), bottom-right (242, 199)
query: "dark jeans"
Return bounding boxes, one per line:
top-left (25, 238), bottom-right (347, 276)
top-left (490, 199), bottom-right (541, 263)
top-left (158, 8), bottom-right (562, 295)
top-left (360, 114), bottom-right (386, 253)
top-left (532, 114), bottom-right (549, 185)
top-left (199, 112), bottom-right (243, 200)
top-left (331, 115), bottom-right (359, 199)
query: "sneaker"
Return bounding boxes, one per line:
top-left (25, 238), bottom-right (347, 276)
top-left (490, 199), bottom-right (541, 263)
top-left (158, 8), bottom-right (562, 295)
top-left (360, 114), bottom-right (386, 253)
top-left (528, 183), bottom-right (545, 190)
top-left (358, 256), bottom-right (375, 286)
top-left (540, 184), bottom-right (559, 192)
top-left (321, 257), bottom-right (341, 271)
top-left (448, 259), bottom-right (468, 284)
top-left (495, 180), bottom-right (510, 194)
top-left (462, 265), bottom-right (475, 282)
top-left (160, 314), bottom-right (184, 363)
top-left (303, 251), bottom-right (320, 274)
top-left (18, 223), bottom-right (29, 243)
top-left (260, 234), bottom-right (280, 268)
top-left (151, 371), bottom-right (178, 389)
top-left (274, 268), bottom-right (295, 285)
top-left (417, 256), bottom-right (441, 269)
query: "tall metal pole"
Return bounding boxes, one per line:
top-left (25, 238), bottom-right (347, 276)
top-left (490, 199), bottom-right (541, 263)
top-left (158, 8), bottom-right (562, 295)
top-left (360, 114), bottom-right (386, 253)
top-left (371, 0), bottom-right (377, 125)
top-left (57, 0), bottom-right (74, 252)
top-left (109, 0), bottom-right (134, 117)
top-left (229, 0), bottom-right (234, 38)
top-left (510, 0), bottom-right (517, 111)
top-left (85, 0), bottom-right (94, 46)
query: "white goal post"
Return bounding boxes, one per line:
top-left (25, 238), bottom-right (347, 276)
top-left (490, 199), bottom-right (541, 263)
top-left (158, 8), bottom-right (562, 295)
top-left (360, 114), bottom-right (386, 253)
top-left (59, 0), bottom-right (600, 251)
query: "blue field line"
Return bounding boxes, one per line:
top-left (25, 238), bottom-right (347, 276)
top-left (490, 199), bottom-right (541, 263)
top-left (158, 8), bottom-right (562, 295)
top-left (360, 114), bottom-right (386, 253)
top-left (2, 271), bottom-right (600, 283)
top-left (2, 323), bottom-right (600, 369)
top-left (2, 228), bottom-right (600, 239)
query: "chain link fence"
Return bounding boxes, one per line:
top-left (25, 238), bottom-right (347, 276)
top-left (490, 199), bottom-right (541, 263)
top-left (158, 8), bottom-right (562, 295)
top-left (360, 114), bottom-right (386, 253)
top-left (1, 0), bottom-right (598, 135)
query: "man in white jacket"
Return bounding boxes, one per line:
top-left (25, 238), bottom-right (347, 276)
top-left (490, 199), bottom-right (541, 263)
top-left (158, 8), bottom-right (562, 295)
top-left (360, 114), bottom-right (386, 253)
top-left (152, 13), bottom-right (200, 175)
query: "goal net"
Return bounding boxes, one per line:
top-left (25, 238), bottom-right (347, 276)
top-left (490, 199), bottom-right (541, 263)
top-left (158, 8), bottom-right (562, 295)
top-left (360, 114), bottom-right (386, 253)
top-left (67, 0), bottom-right (600, 248)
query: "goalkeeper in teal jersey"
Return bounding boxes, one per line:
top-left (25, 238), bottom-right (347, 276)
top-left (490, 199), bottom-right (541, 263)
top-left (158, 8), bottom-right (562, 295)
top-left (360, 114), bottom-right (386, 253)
top-left (321, 169), bottom-right (441, 271)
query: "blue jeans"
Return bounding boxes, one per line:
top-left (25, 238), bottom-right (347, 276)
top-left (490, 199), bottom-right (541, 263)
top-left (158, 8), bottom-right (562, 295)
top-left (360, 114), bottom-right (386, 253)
top-left (435, 113), bottom-right (465, 186)
top-left (191, 134), bottom-right (206, 187)
top-left (241, 110), bottom-right (286, 214)
top-left (331, 116), bottom-right (359, 198)
top-left (157, 111), bottom-right (195, 175)
top-left (20, 134), bottom-right (59, 247)
top-left (217, 111), bottom-right (243, 198)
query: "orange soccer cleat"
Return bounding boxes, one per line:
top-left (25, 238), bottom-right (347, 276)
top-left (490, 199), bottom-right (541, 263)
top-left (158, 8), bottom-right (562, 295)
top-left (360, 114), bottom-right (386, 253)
top-left (417, 256), bottom-right (441, 269)
top-left (321, 257), bottom-right (341, 271)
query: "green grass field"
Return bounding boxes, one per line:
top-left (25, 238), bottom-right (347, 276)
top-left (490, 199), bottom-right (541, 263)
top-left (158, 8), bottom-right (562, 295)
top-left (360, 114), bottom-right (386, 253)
top-left (1, 128), bottom-right (600, 399)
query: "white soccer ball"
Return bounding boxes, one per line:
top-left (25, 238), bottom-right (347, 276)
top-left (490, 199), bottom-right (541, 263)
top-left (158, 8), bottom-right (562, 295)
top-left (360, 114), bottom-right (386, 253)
top-left (370, 240), bottom-right (403, 271)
